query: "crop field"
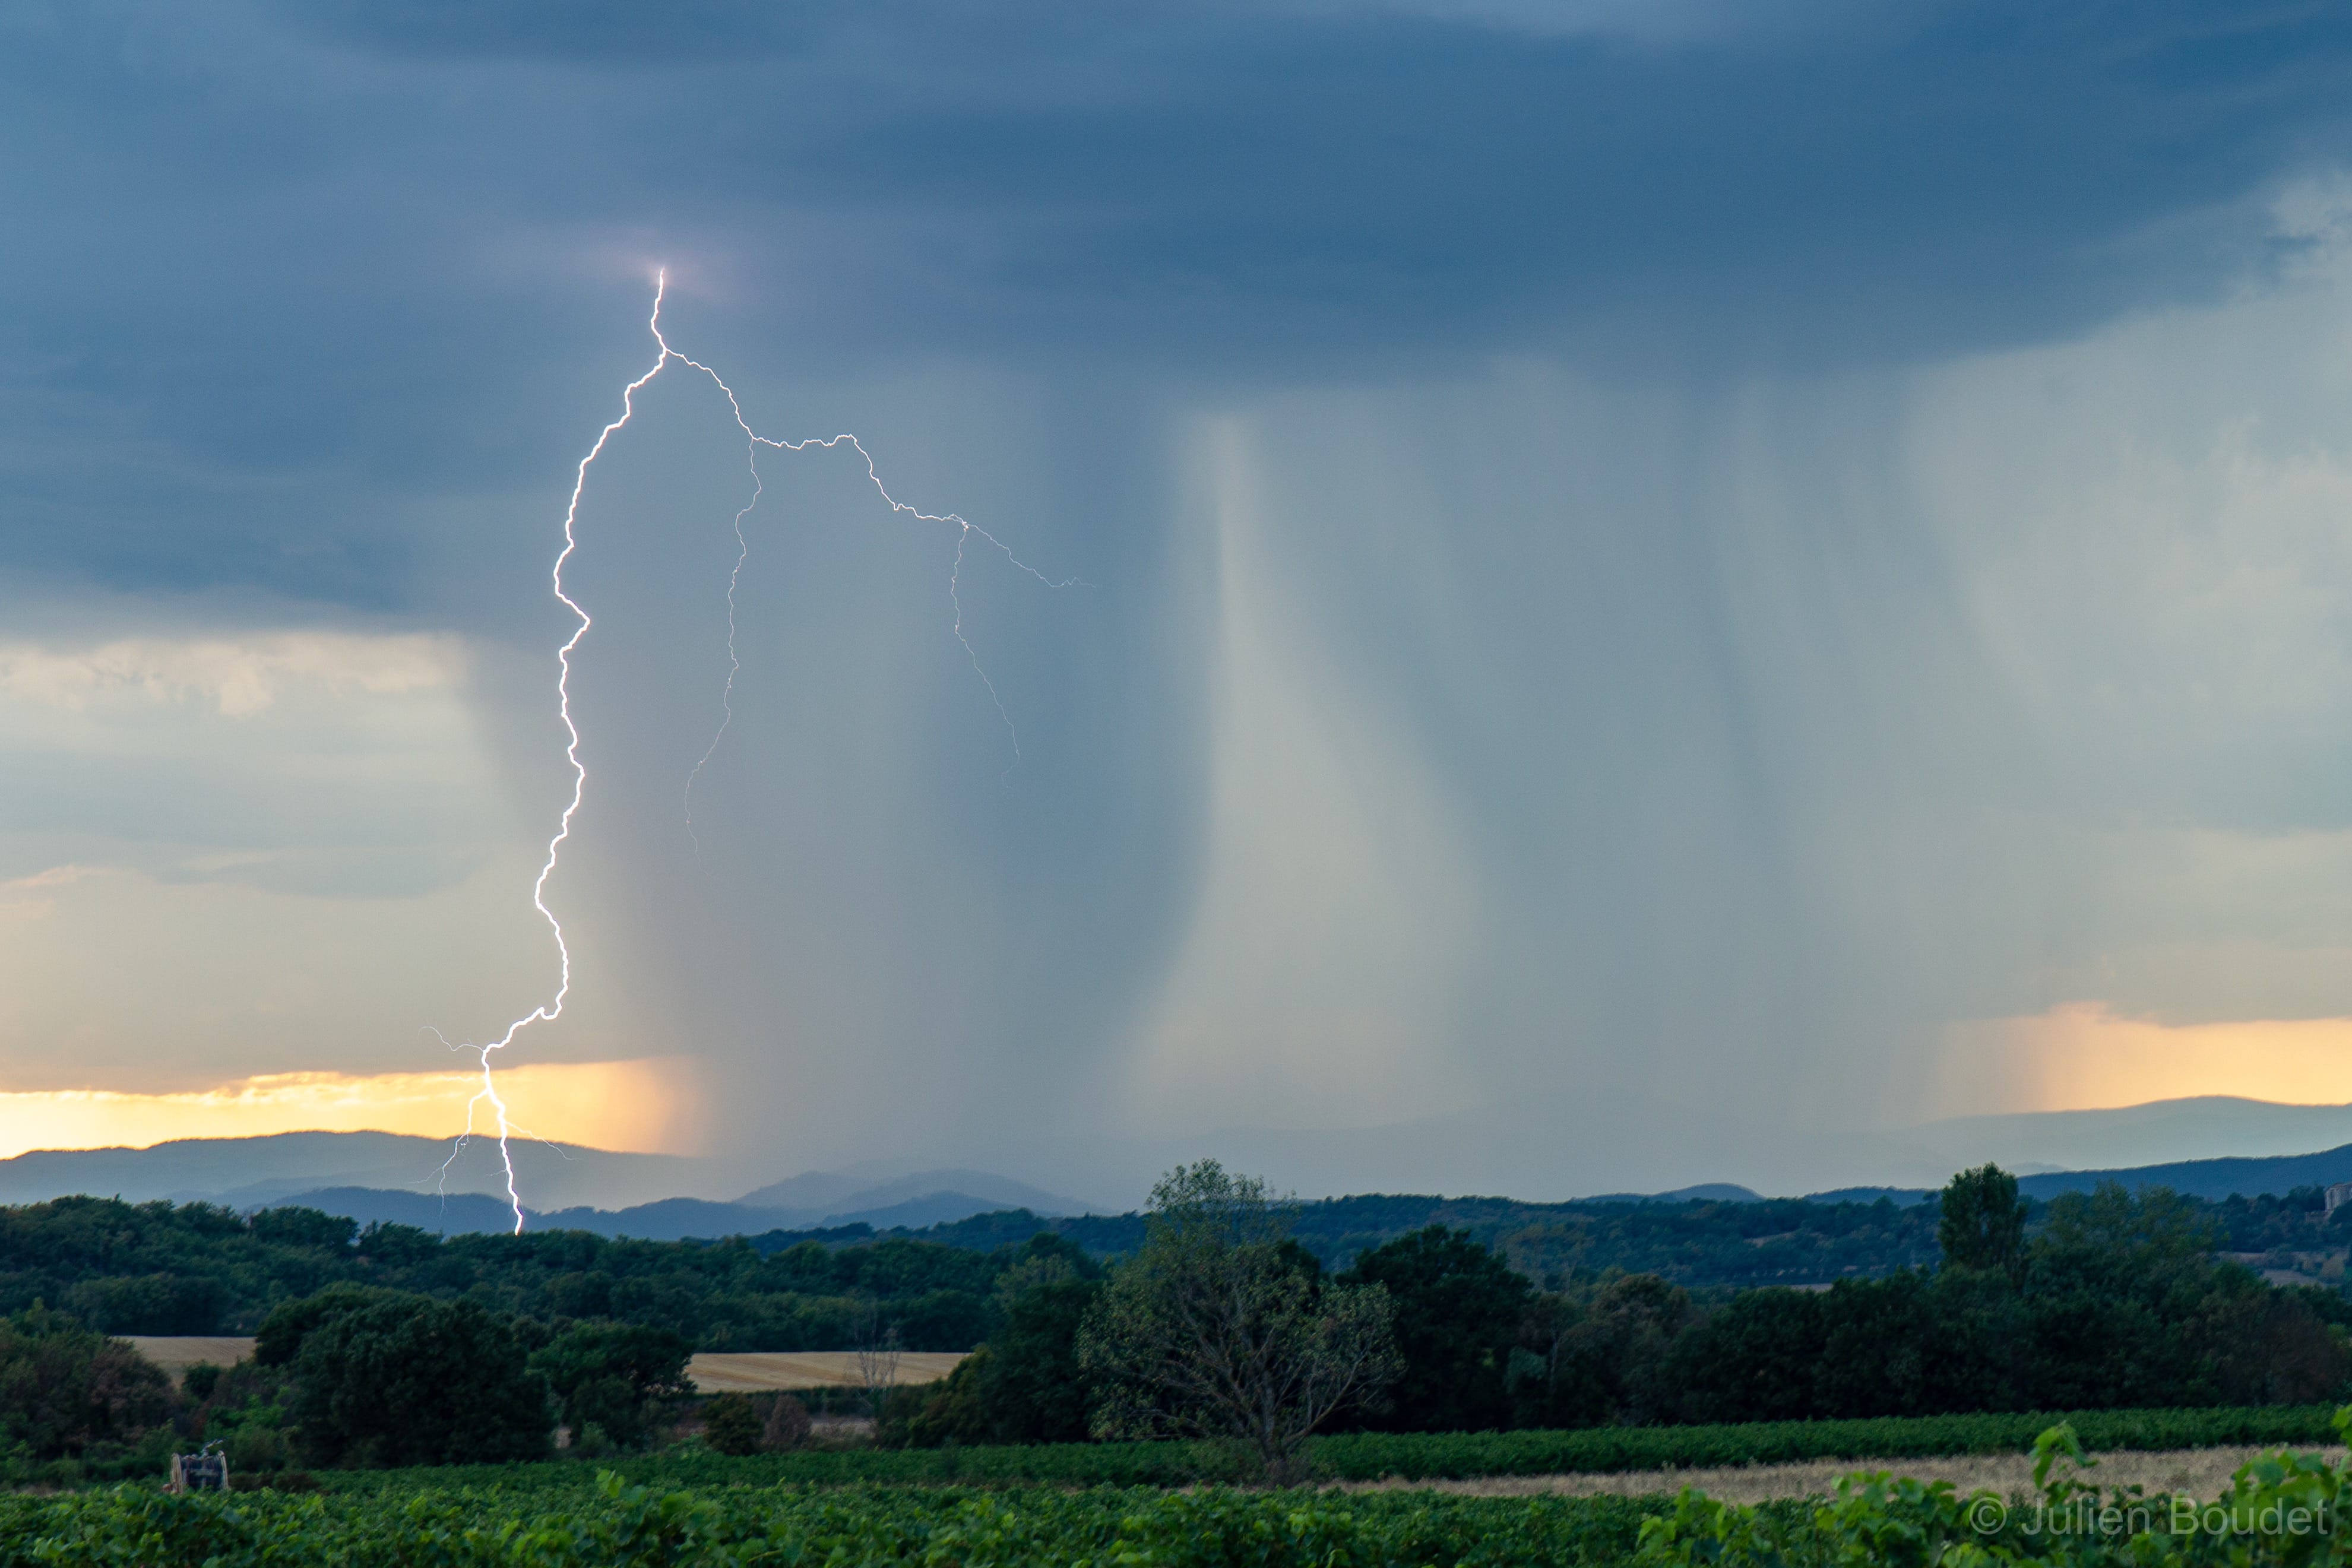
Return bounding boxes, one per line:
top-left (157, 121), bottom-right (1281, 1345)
top-left (122, 1337), bottom-right (969, 1393)
top-left (124, 1336), bottom-right (257, 1383)
top-left (683, 1350), bottom-right (968, 1392)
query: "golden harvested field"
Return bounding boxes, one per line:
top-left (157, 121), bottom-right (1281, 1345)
top-left (119, 1337), bottom-right (966, 1395)
top-left (686, 1351), bottom-right (967, 1392)
top-left (124, 1336), bottom-right (256, 1383)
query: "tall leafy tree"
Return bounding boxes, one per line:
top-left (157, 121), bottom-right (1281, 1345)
top-left (1938, 1164), bottom-right (2028, 1281)
top-left (1338, 1226), bottom-right (1530, 1432)
top-left (1076, 1162), bottom-right (1398, 1482)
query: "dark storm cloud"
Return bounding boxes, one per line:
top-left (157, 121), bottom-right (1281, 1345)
top-left (7, 0), bottom-right (2352, 605)
top-left (278, 0), bottom-right (2352, 365)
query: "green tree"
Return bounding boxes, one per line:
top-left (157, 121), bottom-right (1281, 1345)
top-left (0, 1306), bottom-right (173, 1461)
top-left (246, 1207), bottom-right (359, 1251)
top-left (891, 1272), bottom-right (1106, 1447)
top-left (255, 1282), bottom-right (406, 1366)
top-left (283, 1291), bottom-right (550, 1468)
top-left (527, 1321), bottom-right (692, 1450)
top-left (1938, 1164), bottom-right (2027, 1280)
top-left (700, 1392), bottom-right (762, 1455)
top-left (1075, 1161), bottom-right (1399, 1482)
top-left (1338, 1226), bottom-right (1530, 1433)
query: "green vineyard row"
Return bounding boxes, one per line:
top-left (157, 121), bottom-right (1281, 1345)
top-left (0, 1480), bottom-right (1663, 1568)
top-left (316, 1404), bottom-right (2347, 1495)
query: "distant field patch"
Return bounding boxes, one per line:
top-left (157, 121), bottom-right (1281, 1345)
top-left (124, 1336), bottom-right (254, 1383)
top-left (121, 1337), bottom-right (968, 1395)
top-left (686, 1351), bottom-right (967, 1392)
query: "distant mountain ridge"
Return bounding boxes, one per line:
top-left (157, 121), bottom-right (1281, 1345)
top-left (2014, 1145), bottom-right (2352, 1203)
top-left (0, 1131), bottom-right (720, 1211)
top-left (261, 1170), bottom-right (1107, 1241)
top-left (0, 1133), bottom-right (1104, 1238)
top-left (14, 1120), bottom-right (2352, 1247)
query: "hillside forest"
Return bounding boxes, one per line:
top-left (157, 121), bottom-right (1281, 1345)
top-left (0, 1165), bottom-right (2349, 1475)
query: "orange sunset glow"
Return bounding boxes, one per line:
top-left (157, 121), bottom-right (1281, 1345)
top-left (0, 1059), bottom-right (704, 1161)
top-left (1935, 1002), bottom-right (2352, 1118)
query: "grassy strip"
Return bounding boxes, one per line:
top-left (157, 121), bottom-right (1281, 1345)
top-left (1312, 1405), bottom-right (2346, 1481)
top-left (316, 1405), bottom-right (2345, 1495)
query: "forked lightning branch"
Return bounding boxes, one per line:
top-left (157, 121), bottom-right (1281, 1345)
top-left (436, 273), bottom-right (1069, 1232)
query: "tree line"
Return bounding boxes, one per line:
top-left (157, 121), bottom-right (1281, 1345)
top-left (889, 1164), bottom-right (2352, 1477)
top-left (4, 1177), bottom-right (2343, 1347)
top-left (3, 1161), bottom-right (2350, 1479)
top-left (0, 1196), bottom-right (1075, 1345)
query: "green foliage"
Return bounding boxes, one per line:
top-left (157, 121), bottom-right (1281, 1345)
top-left (1938, 1163), bottom-right (2028, 1279)
top-left (1520, 1269), bottom-right (1696, 1427)
top-left (246, 1208), bottom-right (360, 1251)
top-left (698, 1393), bottom-right (762, 1456)
top-left (928, 1191), bottom-right (1949, 1288)
top-left (1077, 1161), bottom-right (1401, 1481)
top-left (1337, 1225), bottom-right (1531, 1433)
top-left (39, 1416), bottom-right (2352, 1568)
top-left (0, 1196), bottom-right (1081, 1347)
top-left (1636, 1408), bottom-right (2352, 1568)
top-left (187, 1356), bottom-right (294, 1472)
top-left (285, 1291), bottom-right (552, 1468)
top-left (1563, 1182), bottom-right (2352, 1427)
top-left (1310, 1404), bottom-right (2347, 1481)
top-left (230, 1402), bottom-right (2334, 1494)
top-left (179, 1361), bottom-right (223, 1403)
top-left (891, 1240), bottom-right (1104, 1447)
top-left (0, 1304), bottom-right (171, 1462)
top-left (0, 1475), bottom-right (1664, 1567)
top-left (528, 1322), bottom-right (692, 1450)
top-left (255, 1282), bottom-right (407, 1366)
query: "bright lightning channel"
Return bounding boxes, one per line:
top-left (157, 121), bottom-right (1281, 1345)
top-left (438, 271), bottom-right (1068, 1234)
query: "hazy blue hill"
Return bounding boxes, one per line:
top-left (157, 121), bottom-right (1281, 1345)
top-left (2016, 1143), bottom-right (2352, 1202)
top-left (274, 1185), bottom-right (527, 1235)
top-left (1581, 1183), bottom-right (1768, 1204)
top-left (268, 1183), bottom-right (1102, 1241)
top-left (0, 1132), bottom-right (715, 1211)
top-left (1807, 1186), bottom-right (1936, 1206)
top-left (736, 1168), bottom-right (1100, 1218)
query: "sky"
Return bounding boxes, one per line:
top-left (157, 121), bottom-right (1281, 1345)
top-left (10, 1), bottom-right (2352, 1201)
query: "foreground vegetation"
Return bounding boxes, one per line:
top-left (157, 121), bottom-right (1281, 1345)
top-left (20, 1417), bottom-right (2352, 1566)
top-left (300, 1405), bottom-right (2345, 1496)
top-left (0, 1479), bottom-right (1673, 1567)
top-left (1647, 1412), bottom-right (2352, 1568)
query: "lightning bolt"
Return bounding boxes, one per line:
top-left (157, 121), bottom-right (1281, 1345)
top-left (439, 270), bottom-right (1068, 1233)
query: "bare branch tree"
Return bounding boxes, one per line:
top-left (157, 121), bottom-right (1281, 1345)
top-left (1077, 1160), bottom-right (1399, 1483)
top-left (851, 1294), bottom-right (903, 1424)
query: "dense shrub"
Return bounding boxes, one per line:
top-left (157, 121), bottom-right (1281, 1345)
top-left (0, 1305), bottom-right (172, 1462)
top-left (700, 1393), bottom-right (761, 1456)
top-left (527, 1322), bottom-right (692, 1450)
top-left (282, 1292), bottom-right (552, 1468)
